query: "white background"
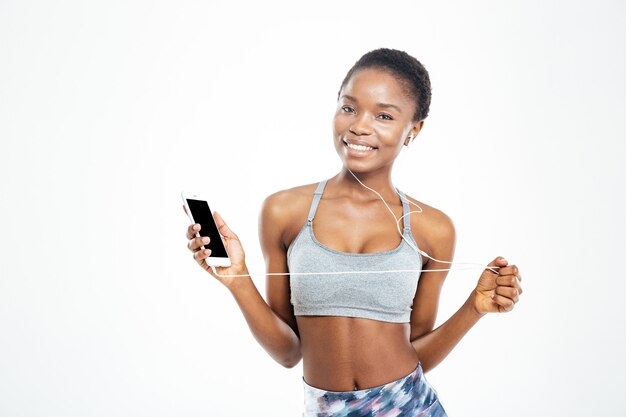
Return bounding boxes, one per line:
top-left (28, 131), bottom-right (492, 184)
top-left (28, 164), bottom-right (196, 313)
top-left (1, 1), bottom-right (625, 416)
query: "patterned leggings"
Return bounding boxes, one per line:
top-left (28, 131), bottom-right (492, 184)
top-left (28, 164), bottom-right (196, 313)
top-left (302, 361), bottom-right (448, 417)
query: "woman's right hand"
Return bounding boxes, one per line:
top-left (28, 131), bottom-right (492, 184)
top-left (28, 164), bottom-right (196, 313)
top-left (184, 207), bottom-right (249, 288)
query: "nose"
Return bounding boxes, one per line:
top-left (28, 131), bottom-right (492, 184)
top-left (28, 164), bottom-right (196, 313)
top-left (349, 112), bottom-right (373, 136)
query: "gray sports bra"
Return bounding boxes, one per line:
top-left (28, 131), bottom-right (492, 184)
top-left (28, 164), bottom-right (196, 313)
top-left (287, 179), bottom-right (423, 323)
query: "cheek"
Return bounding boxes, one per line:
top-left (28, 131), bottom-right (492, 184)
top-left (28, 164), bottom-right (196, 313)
top-left (332, 115), bottom-right (347, 137)
top-left (379, 126), bottom-right (405, 146)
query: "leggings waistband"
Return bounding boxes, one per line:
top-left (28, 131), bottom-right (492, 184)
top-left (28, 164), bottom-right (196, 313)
top-left (301, 361), bottom-right (448, 417)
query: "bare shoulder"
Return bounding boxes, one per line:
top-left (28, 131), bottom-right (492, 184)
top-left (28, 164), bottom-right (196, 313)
top-left (260, 182), bottom-right (320, 248)
top-left (261, 182), bottom-right (319, 220)
top-left (402, 194), bottom-right (456, 254)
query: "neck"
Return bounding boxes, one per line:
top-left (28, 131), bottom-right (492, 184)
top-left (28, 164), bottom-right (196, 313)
top-left (332, 166), bottom-right (399, 203)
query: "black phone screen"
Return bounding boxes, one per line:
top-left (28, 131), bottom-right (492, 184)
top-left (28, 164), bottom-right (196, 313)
top-left (186, 199), bottom-right (229, 258)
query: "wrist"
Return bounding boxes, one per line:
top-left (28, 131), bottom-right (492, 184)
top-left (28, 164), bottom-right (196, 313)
top-left (466, 291), bottom-right (487, 320)
top-left (224, 264), bottom-right (252, 291)
top-left (230, 262), bottom-right (249, 277)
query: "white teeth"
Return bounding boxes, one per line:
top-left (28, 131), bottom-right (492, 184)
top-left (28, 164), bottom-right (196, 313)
top-left (346, 141), bottom-right (374, 151)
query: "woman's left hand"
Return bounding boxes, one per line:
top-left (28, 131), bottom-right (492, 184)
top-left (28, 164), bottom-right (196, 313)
top-left (472, 256), bottom-right (523, 315)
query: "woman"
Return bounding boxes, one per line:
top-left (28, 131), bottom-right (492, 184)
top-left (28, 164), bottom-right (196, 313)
top-left (184, 48), bottom-right (523, 416)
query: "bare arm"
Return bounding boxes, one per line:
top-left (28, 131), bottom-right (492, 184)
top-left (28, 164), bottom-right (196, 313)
top-left (411, 293), bottom-right (483, 373)
top-left (407, 208), bottom-right (523, 373)
top-left (184, 197), bottom-right (301, 368)
top-left (228, 192), bottom-right (302, 368)
top-left (407, 207), bottom-right (462, 373)
top-left (226, 269), bottom-right (301, 368)
top-left (411, 256), bottom-right (520, 373)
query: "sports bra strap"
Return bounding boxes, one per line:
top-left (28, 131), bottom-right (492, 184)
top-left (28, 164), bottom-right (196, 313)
top-left (307, 180), bottom-right (328, 223)
top-left (396, 189), bottom-right (412, 233)
top-left (307, 180), bottom-right (411, 232)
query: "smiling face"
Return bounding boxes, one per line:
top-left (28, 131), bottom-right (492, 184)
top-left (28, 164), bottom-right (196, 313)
top-left (333, 67), bottom-right (423, 174)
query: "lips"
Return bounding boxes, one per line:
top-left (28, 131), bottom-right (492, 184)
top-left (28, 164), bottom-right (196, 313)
top-left (342, 138), bottom-right (377, 151)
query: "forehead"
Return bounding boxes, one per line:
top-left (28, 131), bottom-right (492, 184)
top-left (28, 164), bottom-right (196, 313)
top-left (340, 67), bottom-right (413, 107)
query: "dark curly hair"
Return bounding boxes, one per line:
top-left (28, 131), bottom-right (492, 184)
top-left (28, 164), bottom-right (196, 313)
top-left (337, 48), bottom-right (432, 122)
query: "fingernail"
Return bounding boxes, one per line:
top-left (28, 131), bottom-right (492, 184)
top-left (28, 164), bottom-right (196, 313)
top-left (204, 249), bottom-right (210, 255)
top-left (202, 237), bottom-right (209, 243)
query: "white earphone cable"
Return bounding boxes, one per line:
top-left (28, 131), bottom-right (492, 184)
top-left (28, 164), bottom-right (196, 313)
top-left (209, 170), bottom-right (500, 278)
top-left (346, 169), bottom-right (499, 274)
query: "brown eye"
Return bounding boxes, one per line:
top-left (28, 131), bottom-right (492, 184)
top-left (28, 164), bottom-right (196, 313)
top-left (379, 113), bottom-right (393, 120)
top-left (341, 105), bottom-right (355, 113)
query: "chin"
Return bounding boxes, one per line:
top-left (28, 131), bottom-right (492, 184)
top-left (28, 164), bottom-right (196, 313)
top-left (339, 159), bottom-right (376, 174)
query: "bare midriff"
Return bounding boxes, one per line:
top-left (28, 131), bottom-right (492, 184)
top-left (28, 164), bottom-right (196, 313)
top-left (298, 315), bottom-right (420, 392)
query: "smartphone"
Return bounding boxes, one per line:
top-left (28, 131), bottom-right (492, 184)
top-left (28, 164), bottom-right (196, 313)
top-left (181, 191), bottom-right (231, 267)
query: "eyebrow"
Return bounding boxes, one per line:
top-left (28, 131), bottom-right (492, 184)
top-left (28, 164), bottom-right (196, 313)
top-left (341, 94), bottom-right (403, 113)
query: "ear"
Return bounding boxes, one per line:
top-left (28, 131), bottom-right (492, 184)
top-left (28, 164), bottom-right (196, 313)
top-left (404, 120), bottom-right (424, 146)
